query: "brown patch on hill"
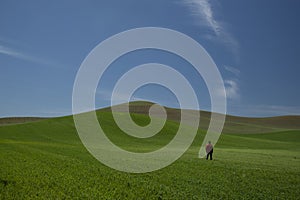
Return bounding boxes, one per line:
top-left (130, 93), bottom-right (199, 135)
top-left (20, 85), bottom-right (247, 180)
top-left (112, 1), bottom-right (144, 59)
top-left (0, 117), bottom-right (47, 126)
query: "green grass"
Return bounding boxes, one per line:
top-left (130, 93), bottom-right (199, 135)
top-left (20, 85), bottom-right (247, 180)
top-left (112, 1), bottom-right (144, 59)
top-left (0, 108), bottom-right (299, 199)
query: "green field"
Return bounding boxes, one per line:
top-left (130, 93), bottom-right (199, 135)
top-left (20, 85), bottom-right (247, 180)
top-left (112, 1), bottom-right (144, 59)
top-left (0, 102), bottom-right (299, 199)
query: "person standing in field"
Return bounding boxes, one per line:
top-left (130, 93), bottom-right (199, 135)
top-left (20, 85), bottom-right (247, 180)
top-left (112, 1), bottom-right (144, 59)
top-left (206, 141), bottom-right (213, 160)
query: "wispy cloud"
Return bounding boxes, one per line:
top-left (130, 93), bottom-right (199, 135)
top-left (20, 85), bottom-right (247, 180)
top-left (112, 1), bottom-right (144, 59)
top-left (0, 44), bottom-right (47, 66)
top-left (224, 65), bottom-right (240, 77)
top-left (181, 0), bottom-right (239, 57)
top-left (229, 104), bottom-right (300, 117)
top-left (97, 90), bottom-right (158, 105)
top-left (222, 64), bottom-right (240, 100)
top-left (0, 43), bottom-right (62, 67)
top-left (224, 79), bottom-right (239, 100)
top-left (0, 45), bottom-right (37, 62)
top-left (223, 65), bottom-right (240, 100)
top-left (183, 0), bottom-right (220, 35)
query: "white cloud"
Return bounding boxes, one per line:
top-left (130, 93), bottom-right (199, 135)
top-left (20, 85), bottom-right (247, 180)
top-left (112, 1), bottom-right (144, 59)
top-left (223, 65), bottom-right (240, 100)
top-left (183, 0), bottom-right (221, 35)
top-left (224, 65), bottom-right (240, 77)
top-left (224, 79), bottom-right (239, 100)
top-left (0, 45), bottom-right (34, 61)
top-left (181, 0), bottom-right (239, 57)
top-left (0, 44), bottom-right (62, 67)
top-left (181, 0), bottom-right (241, 100)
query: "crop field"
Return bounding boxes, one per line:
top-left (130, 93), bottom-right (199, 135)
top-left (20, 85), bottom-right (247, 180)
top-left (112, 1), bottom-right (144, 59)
top-left (0, 103), bottom-right (299, 199)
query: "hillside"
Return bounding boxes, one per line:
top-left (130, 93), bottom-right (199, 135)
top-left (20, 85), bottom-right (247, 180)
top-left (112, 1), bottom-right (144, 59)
top-left (0, 117), bottom-right (47, 126)
top-left (0, 104), bottom-right (299, 199)
top-left (1, 101), bottom-right (299, 134)
top-left (102, 101), bottom-right (300, 134)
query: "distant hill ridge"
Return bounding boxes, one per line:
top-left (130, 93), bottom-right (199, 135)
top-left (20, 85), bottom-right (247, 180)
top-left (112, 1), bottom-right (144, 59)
top-left (101, 101), bottom-right (300, 134)
top-left (1, 101), bottom-right (299, 134)
top-left (0, 117), bottom-right (47, 126)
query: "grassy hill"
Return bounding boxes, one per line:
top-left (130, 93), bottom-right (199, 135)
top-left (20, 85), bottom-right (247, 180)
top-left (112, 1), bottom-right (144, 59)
top-left (105, 101), bottom-right (300, 133)
top-left (0, 101), bottom-right (299, 199)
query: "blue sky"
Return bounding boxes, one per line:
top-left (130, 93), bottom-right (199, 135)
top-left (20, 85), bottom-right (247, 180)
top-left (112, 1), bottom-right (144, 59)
top-left (0, 0), bottom-right (299, 117)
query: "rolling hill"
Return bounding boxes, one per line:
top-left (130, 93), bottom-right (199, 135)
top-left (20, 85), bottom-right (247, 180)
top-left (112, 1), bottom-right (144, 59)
top-left (103, 101), bottom-right (300, 134)
top-left (0, 101), bottom-right (299, 199)
top-left (2, 101), bottom-right (299, 134)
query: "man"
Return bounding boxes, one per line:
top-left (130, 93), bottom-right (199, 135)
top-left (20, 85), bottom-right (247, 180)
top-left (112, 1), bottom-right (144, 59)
top-left (206, 141), bottom-right (213, 160)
